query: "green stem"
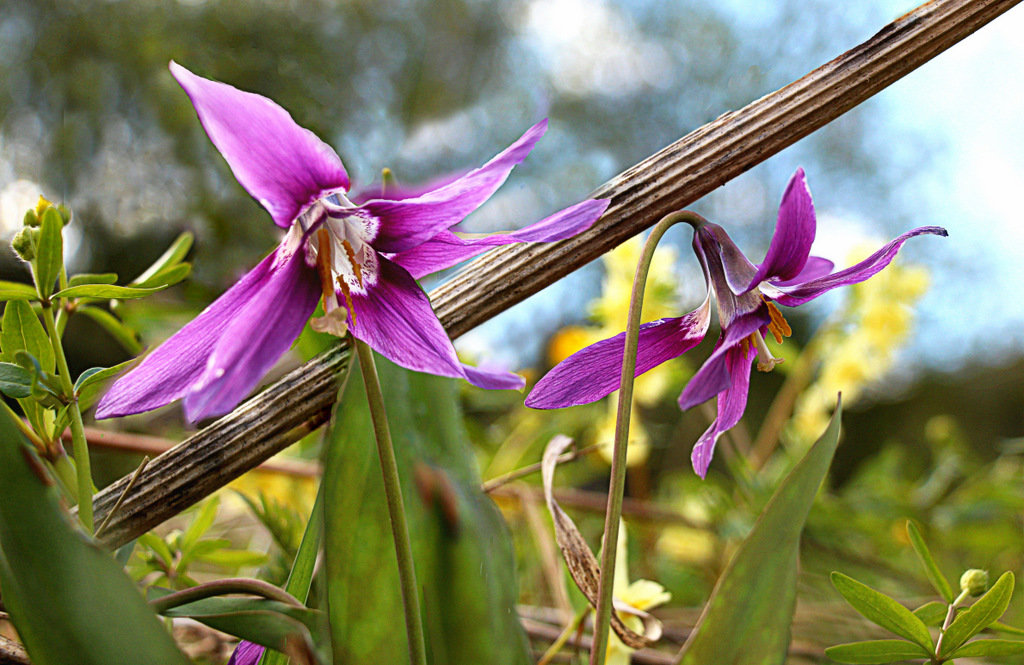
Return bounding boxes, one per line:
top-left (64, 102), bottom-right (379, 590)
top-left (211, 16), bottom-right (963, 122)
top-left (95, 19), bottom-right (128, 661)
top-left (935, 588), bottom-right (970, 658)
top-left (0, 398), bottom-right (45, 452)
top-left (589, 210), bottom-right (706, 665)
top-left (41, 302), bottom-right (93, 533)
top-left (149, 577), bottom-right (304, 614)
top-left (353, 337), bottom-right (427, 665)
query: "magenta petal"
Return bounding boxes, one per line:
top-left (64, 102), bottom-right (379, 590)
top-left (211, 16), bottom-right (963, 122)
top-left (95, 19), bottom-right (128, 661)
top-left (745, 168), bottom-right (816, 291)
top-left (690, 343), bottom-right (755, 477)
top-left (181, 246), bottom-right (320, 421)
top-left (462, 362), bottom-right (526, 391)
top-left (170, 62), bottom-right (350, 228)
top-left (227, 641), bottom-right (265, 665)
top-left (96, 247), bottom-right (312, 420)
top-left (772, 255), bottom-right (833, 287)
top-left (349, 255), bottom-right (523, 389)
top-left (361, 120), bottom-right (548, 253)
top-left (769, 226), bottom-right (948, 306)
top-left (526, 297), bottom-right (712, 409)
top-left (676, 308), bottom-right (768, 411)
top-left (392, 198), bottom-right (609, 279)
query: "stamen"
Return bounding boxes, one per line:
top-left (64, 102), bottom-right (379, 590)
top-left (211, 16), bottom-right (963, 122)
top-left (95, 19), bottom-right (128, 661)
top-left (314, 229), bottom-right (335, 309)
top-left (341, 239), bottom-right (363, 288)
top-left (751, 330), bottom-right (783, 372)
top-left (337, 276), bottom-right (356, 326)
top-left (763, 297), bottom-right (793, 344)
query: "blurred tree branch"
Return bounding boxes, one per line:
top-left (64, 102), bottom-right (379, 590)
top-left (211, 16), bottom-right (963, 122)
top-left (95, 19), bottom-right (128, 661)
top-left (90, 0), bottom-right (1020, 549)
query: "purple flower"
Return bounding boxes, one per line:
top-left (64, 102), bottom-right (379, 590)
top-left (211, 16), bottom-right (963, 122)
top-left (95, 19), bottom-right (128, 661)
top-left (95, 62), bottom-right (608, 422)
top-left (227, 641), bottom-right (264, 665)
top-left (526, 168), bottom-right (946, 477)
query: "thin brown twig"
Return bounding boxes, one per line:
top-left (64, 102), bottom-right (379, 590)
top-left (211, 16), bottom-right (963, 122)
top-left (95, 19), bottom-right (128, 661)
top-left (491, 484), bottom-right (703, 528)
top-left (87, 0), bottom-right (1021, 549)
top-left (481, 443), bottom-right (600, 493)
top-left (95, 455), bottom-right (150, 538)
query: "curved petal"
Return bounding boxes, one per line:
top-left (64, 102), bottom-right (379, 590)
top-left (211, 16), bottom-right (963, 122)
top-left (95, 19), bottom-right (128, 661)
top-left (745, 168), bottom-right (816, 290)
top-left (526, 296), bottom-right (711, 409)
top-left (689, 343), bottom-right (755, 478)
top-left (772, 255), bottom-right (833, 287)
top-left (95, 246), bottom-right (318, 420)
top-left (361, 120), bottom-right (548, 253)
top-left (348, 255), bottom-right (523, 389)
top-left (350, 171), bottom-right (466, 203)
top-left (170, 61), bottom-right (350, 228)
top-left (183, 246), bottom-right (321, 421)
top-left (694, 223), bottom-right (758, 296)
top-left (676, 307), bottom-right (768, 411)
top-left (392, 199), bottom-right (609, 279)
top-left (768, 226), bottom-right (948, 306)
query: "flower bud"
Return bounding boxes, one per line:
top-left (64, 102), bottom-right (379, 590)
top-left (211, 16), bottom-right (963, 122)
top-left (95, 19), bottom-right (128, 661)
top-left (22, 209), bottom-right (39, 227)
top-left (11, 227), bottom-right (37, 261)
top-left (56, 203), bottom-right (72, 226)
top-left (960, 569), bottom-right (988, 597)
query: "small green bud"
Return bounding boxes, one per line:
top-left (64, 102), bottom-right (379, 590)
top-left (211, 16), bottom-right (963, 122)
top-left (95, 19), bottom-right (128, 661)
top-left (56, 203), bottom-right (72, 226)
top-left (22, 209), bottom-right (39, 227)
top-left (960, 569), bottom-right (989, 597)
top-left (11, 227), bottom-right (37, 261)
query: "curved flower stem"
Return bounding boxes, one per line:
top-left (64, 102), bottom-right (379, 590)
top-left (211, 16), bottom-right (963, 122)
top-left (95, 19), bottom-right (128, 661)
top-left (353, 337), bottom-right (427, 665)
top-left (41, 301), bottom-right (93, 534)
top-left (589, 210), bottom-right (707, 665)
top-left (148, 577), bottom-right (304, 614)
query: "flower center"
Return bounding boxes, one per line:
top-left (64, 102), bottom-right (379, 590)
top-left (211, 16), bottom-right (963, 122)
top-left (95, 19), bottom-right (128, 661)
top-left (742, 298), bottom-right (793, 372)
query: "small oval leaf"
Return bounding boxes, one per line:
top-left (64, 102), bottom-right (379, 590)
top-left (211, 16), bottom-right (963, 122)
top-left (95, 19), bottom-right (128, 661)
top-left (35, 208), bottom-right (63, 299)
top-left (906, 521), bottom-right (954, 603)
top-left (0, 362), bottom-right (33, 398)
top-left (130, 232), bottom-right (194, 287)
top-left (830, 572), bottom-right (934, 652)
top-left (825, 639), bottom-right (930, 664)
top-left (949, 638), bottom-right (1024, 658)
top-left (2, 300), bottom-right (55, 373)
top-left (912, 600), bottom-right (947, 626)
top-left (131, 263), bottom-right (191, 289)
top-left (68, 273), bottom-right (118, 287)
top-left (0, 280), bottom-right (40, 302)
top-left (52, 284), bottom-right (165, 300)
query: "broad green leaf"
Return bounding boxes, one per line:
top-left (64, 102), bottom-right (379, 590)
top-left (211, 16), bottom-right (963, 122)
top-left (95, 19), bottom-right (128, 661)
top-left (0, 361), bottom-right (33, 398)
top-left (2, 299), bottom-right (55, 372)
top-left (192, 548), bottom-right (268, 568)
top-left (131, 262), bottom-right (191, 289)
top-left (324, 355), bottom-right (531, 665)
top-left (948, 638), bottom-right (1024, 658)
top-left (260, 487), bottom-right (325, 665)
top-left (130, 231), bottom-right (193, 286)
top-left (831, 573), bottom-right (933, 652)
top-left (0, 409), bottom-right (191, 665)
top-left (74, 359), bottom-right (135, 411)
top-left (180, 496), bottom-right (220, 553)
top-left (990, 621), bottom-right (1024, 636)
top-left (68, 273), bottom-right (118, 287)
top-left (677, 398), bottom-right (843, 665)
top-left (0, 280), bottom-right (40, 301)
top-left (912, 600), bottom-right (947, 626)
top-left (77, 305), bottom-right (142, 354)
top-left (34, 207), bottom-right (63, 299)
top-left (906, 521), bottom-right (954, 603)
top-left (52, 283), bottom-right (164, 300)
top-left (157, 595), bottom-right (318, 658)
top-left (940, 571), bottom-right (1014, 656)
top-left (824, 639), bottom-right (930, 664)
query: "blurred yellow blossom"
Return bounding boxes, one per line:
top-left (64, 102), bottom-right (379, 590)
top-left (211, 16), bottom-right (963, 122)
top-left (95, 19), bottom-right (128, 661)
top-left (607, 521), bottom-right (671, 665)
top-left (789, 249), bottom-right (930, 444)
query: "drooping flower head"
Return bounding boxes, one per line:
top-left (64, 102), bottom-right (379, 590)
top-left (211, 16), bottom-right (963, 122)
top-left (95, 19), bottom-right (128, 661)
top-left (96, 62), bottom-right (608, 422)
top-left (226, 641), bottom-right (264, 665)
top-left (527, 168), bottom-right (947, 477)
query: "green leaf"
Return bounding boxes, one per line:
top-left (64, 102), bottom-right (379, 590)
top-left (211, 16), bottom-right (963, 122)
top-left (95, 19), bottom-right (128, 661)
top-left (191, 549), bottom-right (268, 569)
top-left (948, 638), bottom-right (1024, 658)
top-left (824, 639), bottom-right (930, 664)
top-left (259, 487), bottom-right (324, 665)
top-left (323, 355), bottom-right (531, 665)
top-left (0, 280), bottom-right (40, 301)
top-left (0, 410), bottom-right (191, 665)
top-left (831, 573), bottom-right (934, 652)
top-left (157, 596), bottom-right (318, 658)
top-left (2, 299), bottom-right (55, 372)
top-left (906, 521), bottom-right (954, 603)
top-left (0, 361), bottom-right (33, 398)
top-left (52, 283), bottom-right (165, 300)
top-left (180, 496), bottom-right (220, 553)
top-left (130, 232), bottom-right (193, 287)
top-left (76, 306), bottom-right (142, 354)
top-left (990, 621), bottom-right (1024, 636)
top-left (138, 532), bottom-right (175, 567)
top-left (74, 359), bottom-right (135, 411)
top-left (68, 273), bottom-right (118, 287)
top-left (912, 600), bottom-right (948, 626)
top-left (131, 262), bottom-right (192, 289)
top-left (940, 571), bottom-right (1014, 656)
top-left (678, 398), bottom-right (844, 665)
top-left (34, 207), bottom-right (63, 299)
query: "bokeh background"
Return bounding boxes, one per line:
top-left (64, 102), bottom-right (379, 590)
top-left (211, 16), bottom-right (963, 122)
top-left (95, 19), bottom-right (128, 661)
top-left (2, 1), bottom-right (1024, 659)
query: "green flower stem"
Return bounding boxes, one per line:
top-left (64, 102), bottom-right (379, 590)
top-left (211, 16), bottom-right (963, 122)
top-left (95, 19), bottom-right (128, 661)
top-left (935, 588), bottom-right (971, 657)
top-left (353, 337), bottom-right (427, 665)
top-left (148, 577), bottom-right (304, 614)
top-left (41, 301), bottom-right (93, 533)
top-left (589, 210), bottom-right (706, 665)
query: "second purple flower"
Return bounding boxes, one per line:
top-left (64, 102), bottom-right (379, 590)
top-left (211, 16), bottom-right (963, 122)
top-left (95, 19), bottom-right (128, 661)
top-left (526, 168), bottom-right (947, 477)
